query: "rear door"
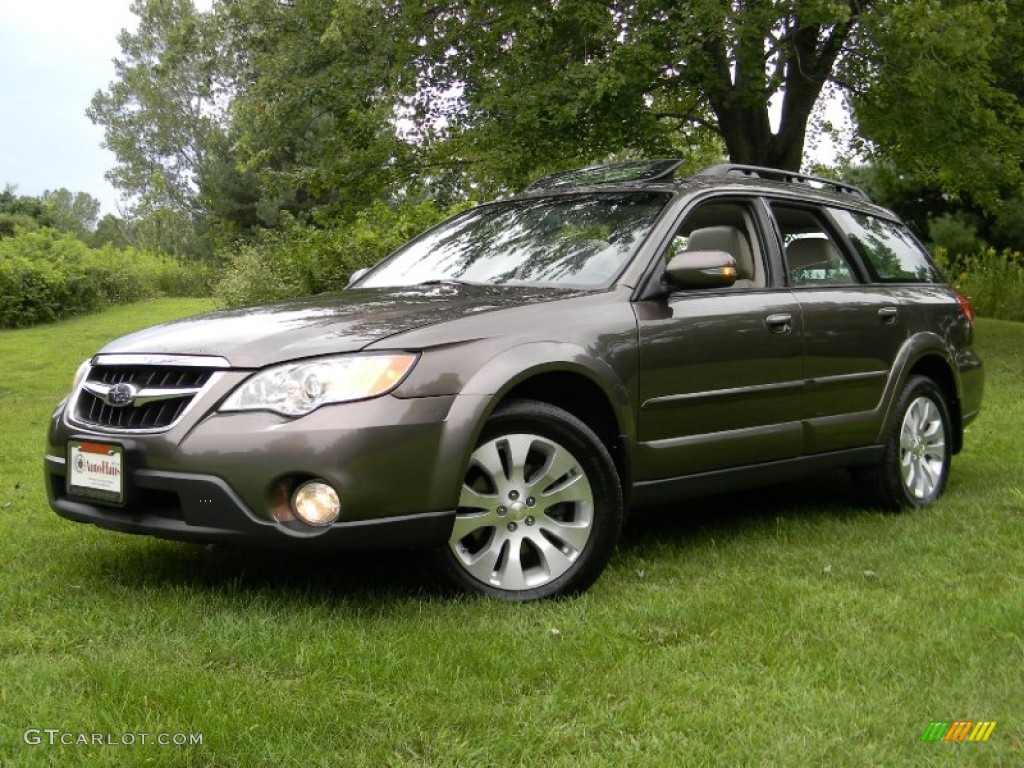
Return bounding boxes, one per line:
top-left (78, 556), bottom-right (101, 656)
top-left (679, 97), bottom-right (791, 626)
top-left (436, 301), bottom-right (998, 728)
top-left (766, 201), bottom-right (909, 453)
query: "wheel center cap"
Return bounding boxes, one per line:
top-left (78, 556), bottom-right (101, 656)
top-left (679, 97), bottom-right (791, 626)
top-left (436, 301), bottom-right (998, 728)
top-left (508, 501), bottom-right (527, 521)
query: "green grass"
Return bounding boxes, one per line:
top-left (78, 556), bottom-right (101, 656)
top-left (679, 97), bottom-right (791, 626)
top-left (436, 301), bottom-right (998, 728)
top-left (1, 300), bottom-right (1021, 767)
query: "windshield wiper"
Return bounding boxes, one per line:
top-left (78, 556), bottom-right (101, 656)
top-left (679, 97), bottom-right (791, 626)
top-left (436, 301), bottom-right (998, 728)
top-left (415, 278), bottom-right (477, 287)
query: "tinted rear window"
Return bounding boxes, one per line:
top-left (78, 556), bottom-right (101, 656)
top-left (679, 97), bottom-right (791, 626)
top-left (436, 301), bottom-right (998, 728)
top-left (830, 209), bottom-right (942, 283)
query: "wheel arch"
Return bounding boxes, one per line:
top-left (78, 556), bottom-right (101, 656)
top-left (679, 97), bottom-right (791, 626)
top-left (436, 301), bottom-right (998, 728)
top-left (499, 371), bottom-right (629, 486)
top-left (882, 332), bottom-right (964, 455)
top-left (457, 343), bottom-right (634, 486)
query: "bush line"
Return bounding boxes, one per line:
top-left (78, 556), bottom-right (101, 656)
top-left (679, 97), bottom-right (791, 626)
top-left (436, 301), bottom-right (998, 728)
top-left (0, 229), bottom-right (214, 329)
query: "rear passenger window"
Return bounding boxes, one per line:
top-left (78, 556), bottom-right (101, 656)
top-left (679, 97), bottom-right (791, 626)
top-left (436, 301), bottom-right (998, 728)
top-left (770, 204), bottom-right (857, 287)
top-left (830, 209), bottom-right (941, 283)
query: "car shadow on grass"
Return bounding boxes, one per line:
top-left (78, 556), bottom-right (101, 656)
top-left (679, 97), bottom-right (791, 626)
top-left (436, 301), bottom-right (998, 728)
top-left (69, 470), bottom-right (869, 602)
top-left (75, 536), bottom-right (446, 603)
top-left (620, 468), bottom-right (869, 552)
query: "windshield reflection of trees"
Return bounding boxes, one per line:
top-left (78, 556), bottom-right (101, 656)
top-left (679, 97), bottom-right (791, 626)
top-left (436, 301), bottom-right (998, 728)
top-left (362, 193), bottom-right (669, 288)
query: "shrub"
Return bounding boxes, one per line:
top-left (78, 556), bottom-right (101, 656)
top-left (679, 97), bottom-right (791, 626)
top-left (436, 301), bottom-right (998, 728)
top-left (927, 212), bottom-right (986, 258)
top-left (214, 242), bottom-right (293, 308)
top-left (935, 247), bottom-right (1024, 322)
top-left (0, 229), bottom-right (214, 329)
top-left (215, 200), bottom-right (461, 307)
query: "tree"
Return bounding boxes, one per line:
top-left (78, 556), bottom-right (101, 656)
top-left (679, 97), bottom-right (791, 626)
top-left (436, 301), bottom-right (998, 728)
top-left (846, 0), bottom-right (1024, 209)
top-left (404, 0), bottom-right (873, 182)
top-left (213, 0), bottom-right (420, 227)
top-left (1, 185), bottom-right (100, 239)
top-left (92, 213), bottom-right (137, 249)
top-left (41, 189), bottom-right (101, 236)
top-left (87, 0), bottom-right (230, 218)
top-left (0, 185), bottom-right (42, 237)
top-left (411, 0), bottom-right (1023, 190)
top-left (89, 0), bottom-right (1024, 250)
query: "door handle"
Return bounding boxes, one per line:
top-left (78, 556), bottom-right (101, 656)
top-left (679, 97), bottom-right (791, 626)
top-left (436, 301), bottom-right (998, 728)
top-left (878, 306), bottom-right (899, 325)
top-left (765, 313), bottom-right (793, 334)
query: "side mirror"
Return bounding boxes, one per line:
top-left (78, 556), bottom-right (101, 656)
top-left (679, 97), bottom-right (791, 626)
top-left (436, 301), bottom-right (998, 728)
top-left (346, 267), bottom-right (369, 288)
top-left (664, 250), bottom-right (738, 289)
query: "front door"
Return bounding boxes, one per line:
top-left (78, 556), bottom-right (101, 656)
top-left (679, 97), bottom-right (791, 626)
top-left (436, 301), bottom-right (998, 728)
top-left (633, 200), bottom-right (804, 480)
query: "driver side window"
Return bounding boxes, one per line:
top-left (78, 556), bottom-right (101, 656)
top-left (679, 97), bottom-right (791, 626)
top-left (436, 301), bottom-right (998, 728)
top-left (666, 202), bottom-right (766, 289)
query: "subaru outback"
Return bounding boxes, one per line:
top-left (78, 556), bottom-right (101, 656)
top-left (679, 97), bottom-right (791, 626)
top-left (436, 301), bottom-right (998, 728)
top-left (45, 161), bottom-right (984, 600)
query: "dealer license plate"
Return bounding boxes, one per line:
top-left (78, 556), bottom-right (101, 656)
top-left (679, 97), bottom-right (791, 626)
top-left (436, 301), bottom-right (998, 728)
top-left (67, 441), bottom-right (124, 504)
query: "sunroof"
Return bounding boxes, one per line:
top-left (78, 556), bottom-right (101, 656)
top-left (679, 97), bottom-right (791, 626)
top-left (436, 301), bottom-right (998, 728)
top-left (526, 159), bottom-right (685, 191)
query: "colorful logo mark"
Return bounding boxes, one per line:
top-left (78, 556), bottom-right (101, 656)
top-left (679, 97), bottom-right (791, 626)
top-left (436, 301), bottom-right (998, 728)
top-left (921, 721), bottom-right (997, 742)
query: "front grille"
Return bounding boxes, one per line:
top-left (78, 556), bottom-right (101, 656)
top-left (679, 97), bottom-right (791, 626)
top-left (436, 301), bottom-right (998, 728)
top-left (75, 390), bottom-right (192, 429)
top-left (90, 365), bottom-right (212, 390)
top-left (71, 363), bottom-right (219, 432)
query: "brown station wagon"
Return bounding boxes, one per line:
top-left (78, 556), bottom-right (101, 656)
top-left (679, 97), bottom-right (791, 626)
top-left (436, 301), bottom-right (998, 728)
top-left (45, 161), bottom-right (984, 600)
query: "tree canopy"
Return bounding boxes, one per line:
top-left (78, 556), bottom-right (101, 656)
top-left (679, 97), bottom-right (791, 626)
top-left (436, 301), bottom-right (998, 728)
top-left (0, 185), bottom-right (102, 240)
top-left (88, 0), bottom-right (1024, 250)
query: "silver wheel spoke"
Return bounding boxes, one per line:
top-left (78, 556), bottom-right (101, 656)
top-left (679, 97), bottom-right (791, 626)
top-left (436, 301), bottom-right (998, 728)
top-left (470, 440), bottom-right (507, 486)
top-left (451, 509), bottom-right (493, 541)
top-left (526, 445), bottom-right (578, 495)
top-left (461, 536), bottom-right (505, 583)
top-left (531, 535), bottom-right (577, 577)
top-left (459, 484), bottom-right (496, 511)
top-left (538, 473), bottom-right (591, 509)
top-left (912, 459), bottom-right (928, 498)
top-left (495, 542), bottom-right (529, 590)
top-left (502, 433), bottom-right (536, 487)
top-left (920, 458), bottom-right (940, 489)
top-left (539, 515), bottom-right (591, 553)
top-left (900, 430), bottom-right (916, 452)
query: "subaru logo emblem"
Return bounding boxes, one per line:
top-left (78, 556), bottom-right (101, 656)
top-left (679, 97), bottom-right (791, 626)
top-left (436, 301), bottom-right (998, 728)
top-left (105, 382), bottom-right (137, 408)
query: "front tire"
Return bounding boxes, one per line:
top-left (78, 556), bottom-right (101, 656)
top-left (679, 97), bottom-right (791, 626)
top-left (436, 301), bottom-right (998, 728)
top-left (431, 399), bottom-right (624, 601)
top-left (859, 375), bottom-right (952, 510)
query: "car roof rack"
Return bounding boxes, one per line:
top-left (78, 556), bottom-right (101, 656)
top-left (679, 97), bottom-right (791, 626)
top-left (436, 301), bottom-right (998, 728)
top-left (526, 159), bottom-right (686, 191)
top-left (696, 163), bottom-right (870, 201)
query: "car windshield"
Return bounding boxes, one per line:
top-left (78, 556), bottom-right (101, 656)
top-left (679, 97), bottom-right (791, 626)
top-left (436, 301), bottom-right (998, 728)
top-left (358, 192), bottom-right (670, 289)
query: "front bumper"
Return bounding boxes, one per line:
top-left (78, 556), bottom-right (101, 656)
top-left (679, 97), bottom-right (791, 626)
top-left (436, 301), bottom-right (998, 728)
top-left (45, 459), bottom-right (454, 549)
top-left (46, 391), bottom-right (490, 549)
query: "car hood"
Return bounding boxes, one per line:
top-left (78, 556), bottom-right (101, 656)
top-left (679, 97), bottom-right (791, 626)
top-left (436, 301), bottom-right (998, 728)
top-left (98, 285), bottom-right (582, 367)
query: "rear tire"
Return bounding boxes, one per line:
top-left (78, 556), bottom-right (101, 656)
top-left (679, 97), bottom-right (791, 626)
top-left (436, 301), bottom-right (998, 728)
top-left (858, 375), bottom-right (952, 510)
top-left (430, 399), bottom-right (624, 601)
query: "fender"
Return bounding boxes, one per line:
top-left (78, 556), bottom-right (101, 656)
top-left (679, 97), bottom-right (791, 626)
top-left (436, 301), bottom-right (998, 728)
top-left (421, 341), bottom-right (638, 510)
top-left (469, 340), bottom-right (633, 446)
top-left (875, 330), bottom-right (962, 444)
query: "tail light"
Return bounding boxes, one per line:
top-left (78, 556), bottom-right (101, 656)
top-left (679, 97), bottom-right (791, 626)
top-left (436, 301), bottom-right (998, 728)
top-left (953, 290), bottom-right (974, 324)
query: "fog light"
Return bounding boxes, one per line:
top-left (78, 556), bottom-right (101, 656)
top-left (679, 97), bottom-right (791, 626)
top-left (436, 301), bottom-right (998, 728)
top-left (291, 481), bottom-right (340, 526)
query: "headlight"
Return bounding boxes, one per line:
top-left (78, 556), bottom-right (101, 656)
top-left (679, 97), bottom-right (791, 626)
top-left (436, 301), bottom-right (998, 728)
top-left (220, 354), bottom-right (418, 416)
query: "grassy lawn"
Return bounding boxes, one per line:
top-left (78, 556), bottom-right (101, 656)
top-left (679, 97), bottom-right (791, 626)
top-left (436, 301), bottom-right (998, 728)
top-left (1, 299), bottom-right (1021, 767)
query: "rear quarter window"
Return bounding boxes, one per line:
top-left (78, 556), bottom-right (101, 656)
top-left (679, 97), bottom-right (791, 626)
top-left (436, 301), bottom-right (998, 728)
top-left (830, 209), bottom-right (942, 283)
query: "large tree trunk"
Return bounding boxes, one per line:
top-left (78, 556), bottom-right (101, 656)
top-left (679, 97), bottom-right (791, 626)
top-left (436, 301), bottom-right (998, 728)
top-left (700, 6), bottom-right (859, 171)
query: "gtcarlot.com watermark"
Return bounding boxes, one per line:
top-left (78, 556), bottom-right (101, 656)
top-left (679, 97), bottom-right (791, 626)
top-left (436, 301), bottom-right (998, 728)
top-left (24, 729), bottom-right (203, 747)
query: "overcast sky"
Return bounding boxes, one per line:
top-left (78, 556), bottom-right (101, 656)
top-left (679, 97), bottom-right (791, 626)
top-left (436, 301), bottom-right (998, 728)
top-left (0, 0), bottom-right (141, 216)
